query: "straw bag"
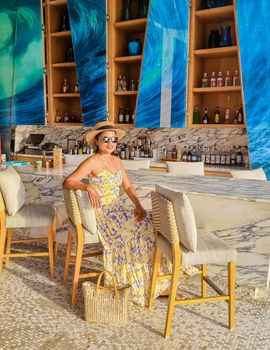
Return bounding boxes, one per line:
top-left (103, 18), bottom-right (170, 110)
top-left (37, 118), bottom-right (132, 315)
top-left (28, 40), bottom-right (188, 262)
top-left (82, 270), bottom-right (131, 325)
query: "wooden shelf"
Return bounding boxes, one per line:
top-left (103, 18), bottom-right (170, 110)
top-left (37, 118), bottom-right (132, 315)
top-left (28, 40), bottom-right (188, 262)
top-left (114, 55), bottom-right (142, 64)
top-left (53, 93), bottom-right (80, 98)
top-left (50, 0), bottom-right (67, 6)
top-left (114, 91), bottom-right (138, 96)
top-left (194, 46), bottom-right (238, 58)
top-left (52, 62), bottom-right (76, 69)
top-left (51, 31), bottom-right (71, 38)
top-left (190, 124), bottom-right (246, 129)
top-left (193, 86), bottom-right (241, 93)
top-left (196, 5), bottom-right (234, 22)
top-left (114, 123), bottom-right (134, 128)
top-left (114, 18), bottom-right (147, 32)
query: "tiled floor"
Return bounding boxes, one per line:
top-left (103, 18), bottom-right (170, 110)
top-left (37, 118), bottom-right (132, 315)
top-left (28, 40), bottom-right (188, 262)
top-left (0, 247), bottom-right (269, 350)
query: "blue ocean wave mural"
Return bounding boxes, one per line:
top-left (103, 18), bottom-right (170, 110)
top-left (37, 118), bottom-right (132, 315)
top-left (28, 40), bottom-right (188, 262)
top-left (236, 0), bottom-right (270, 179)
top-left (0, 0), bottom-right (45, 126)
top-left (136, 0), bottom-right (189, 128)
top-left (68, 0), bottom-right (106, 126)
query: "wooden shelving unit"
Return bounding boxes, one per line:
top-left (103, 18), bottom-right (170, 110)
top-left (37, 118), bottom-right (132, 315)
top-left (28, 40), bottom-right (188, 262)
top-left (187, 0), bottom-right (245, 127)
top-left (45, 0), bottom-right (82, 124)
top-left (108, 0), bottom-right (149, 125)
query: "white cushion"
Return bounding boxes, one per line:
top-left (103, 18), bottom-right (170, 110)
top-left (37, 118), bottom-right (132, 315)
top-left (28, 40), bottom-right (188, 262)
top-left (0, 167), bottom-right (25, 216)
top-left (155, 184), bottom-right (197, 252)
top-left (122, 159), bottom-right (150, 170)
top-left (230, 168), bottom-right (267, 181)
top-left (166, 161), bottom-right (204, 176)
top-left (75, 190), bottom-right (97, 239)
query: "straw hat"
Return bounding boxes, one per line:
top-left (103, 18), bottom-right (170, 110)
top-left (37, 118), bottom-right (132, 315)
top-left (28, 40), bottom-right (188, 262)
top-left (86, 121), bottom-right (125, 146)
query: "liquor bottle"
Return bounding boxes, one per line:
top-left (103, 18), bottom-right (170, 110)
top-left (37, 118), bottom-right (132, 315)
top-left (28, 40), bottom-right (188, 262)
top-left (129, 79), bottom-right (136, 91)
top-left (224, 107), bottom-right (231, 124)
top-left (172, 144), bottom-right (177, 160)
top-left (220, 147), bottom-right (226, 165)
top-left (140, 145), bottom-right (145, 158)
top-left (74, 81), bottom-right (79, 93)
top-left (191, 147), bottom-right (198, 162)
top-left (120, 146), bottom-right (126, 160)
top-left (210, 72), bottom-right (217, 87)
top-left (125, 144), bottom-right (130, 160)
top-left (205, 147), bottom-right (211, 164)
top-left (232, 70), bottom-right (240, 86)
top-left (202, 108), bottom-right (210, 124)
top-left (225, 147), bottom-right (231, 165)
top-left (66, 46), bottom-right (74, 62)
top-left (186, 146), bottom-right (192, 162)
top-left (215, 147), bottom-right (221, 165)
top-left (233, 109), bottom-right (239, 124)
top-left (201, 72), bottom-right (209, 87)
top-left (200, 147), bottom-right (206, 164)
top-left (210, 147), bottom-right (216, 165)
top-left (230, 146), bottom-right (236, 165)
top-left (182, 146), bottom-right (187, 162)
top-left (71, 111), bottom-right (77, 123)
top-left (63, 112), bottom-right (69, 123)
top-left (214, 106), bottom-right (220, 124)
top-left (55, 110), bottom-right (62, 123)
top-left (238, 104), bottom-right (243, 124)
top-left (62, 79), bottom-right (68, 93)
top-left (117, 75), bottom-right (123, 91)
top-left (225, 70), bottom-right (232, 86)
top-left (131, 108), bottom-right (135, 124)
top-left (130, 142), bottom-right (135, 159)
top-left (217, 71), bottom-right (224, 87)
top-left (74, 141), bottom-right (78, 155)
top-left (236, 146), bottom-right (243, 166)
top-left (137, 136), bottom-right (142, 147)
top-left (193, 105), bottom-right (200, 124)
top-left (135, 146), bottom-right (140, 158)
top-left (243, 146), bottom-right (250, 169)
top-left (176, 137), bottom-right (182, 161)
top-left (125, 107), bottom-right (130, 124)
top-left (122, 75), bottom-right (127, 91)
top-left (118, 106), bottom-right (124, 124)
top-left (60, 15), bottom-right (69, 32)
top-left (166, 138), bottom-right (172, 159)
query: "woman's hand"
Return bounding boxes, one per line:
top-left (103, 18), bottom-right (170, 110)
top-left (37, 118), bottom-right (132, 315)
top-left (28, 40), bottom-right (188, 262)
top-left (86, 185), bottom-right (101, 208)
top-left (134, 206), bottom-right (147, 222)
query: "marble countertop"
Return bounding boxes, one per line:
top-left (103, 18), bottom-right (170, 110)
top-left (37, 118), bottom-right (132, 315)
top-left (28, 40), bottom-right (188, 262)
top-left (16, 165), bottom-right (270, 204)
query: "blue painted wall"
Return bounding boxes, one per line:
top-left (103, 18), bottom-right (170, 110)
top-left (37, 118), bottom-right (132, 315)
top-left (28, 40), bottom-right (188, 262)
top-left (0, 0), bottom-right (45, 127)
top-left (236, 0), bottom-right (270, 179)
top-left (68, 0), bottom-right (106, 126)
top-left (136, 0), bottom-right (189, 128)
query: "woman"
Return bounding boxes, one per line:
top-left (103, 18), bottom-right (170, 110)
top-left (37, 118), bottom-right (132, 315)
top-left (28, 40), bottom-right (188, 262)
top-left (63, 121), bottom-right (170, 306)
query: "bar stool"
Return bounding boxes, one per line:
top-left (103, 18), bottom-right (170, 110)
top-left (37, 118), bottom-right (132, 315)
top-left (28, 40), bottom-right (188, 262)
top-left (149, 184), bottom-right (237, 338)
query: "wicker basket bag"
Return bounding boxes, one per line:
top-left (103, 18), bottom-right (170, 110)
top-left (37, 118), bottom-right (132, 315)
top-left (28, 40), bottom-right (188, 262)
top-left (82, 270), bottom-right (131, 325)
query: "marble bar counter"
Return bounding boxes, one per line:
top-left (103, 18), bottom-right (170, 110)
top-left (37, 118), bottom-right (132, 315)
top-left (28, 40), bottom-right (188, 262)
top-left (15, 165), bottom-right (270, 289)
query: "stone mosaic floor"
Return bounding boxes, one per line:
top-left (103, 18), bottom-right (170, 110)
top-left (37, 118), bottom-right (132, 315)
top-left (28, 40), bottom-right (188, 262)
top-left (0, 246), bottom-right (269, 350)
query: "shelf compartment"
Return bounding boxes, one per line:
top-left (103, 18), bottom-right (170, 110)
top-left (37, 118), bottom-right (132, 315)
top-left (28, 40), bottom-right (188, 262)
top-left (52, 62), bottom-right (76, 69)
top-left (190, 124), bottom-right (246, 129)
top-left (114, 55), bottom-right (142, 64)
top-left (51, 31), bottom-right (71, 38)
top-left (114, 18), bottom-right (147, 32)
top-left (196, 5), bottom-right (234, 23)
top-left (114, 91), bottom-right (138, 96)
top-left (193, 86), bottom-right (241, 93)
top-left (53, 93), bottom-right (80, 98)
top-left (194, 46), bottom-right (238, 58)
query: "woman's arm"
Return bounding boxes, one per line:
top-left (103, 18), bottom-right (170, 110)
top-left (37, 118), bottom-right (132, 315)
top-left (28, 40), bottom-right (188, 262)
top-left (119, 160), bottom-right (146, 221)
top-left (63, 158), bottom-right (101, 208)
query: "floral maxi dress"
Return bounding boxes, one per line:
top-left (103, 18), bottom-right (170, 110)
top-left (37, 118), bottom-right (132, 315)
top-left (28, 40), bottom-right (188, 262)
top-left (90, 170), bottom-right (170, 306)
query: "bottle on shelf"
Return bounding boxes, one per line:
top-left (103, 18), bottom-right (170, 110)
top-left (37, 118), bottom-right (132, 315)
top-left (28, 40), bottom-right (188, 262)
top-left (201, 72), bottom-right (209, 87)
top-left (172, 144), bottom-right (177, 160)
top-left (220, 147), bottom-right (226, 165)
top-left (243, 146), bottom-right (250, 169)
top-left (117, 75), bottom-right (123, 91)
top-left (220, 25), bottom-right (232, 47)
top-left (182, 146), bottom-right (187, 162)
top-left (122, 75), bottom-right (127, 91)
top-left (214, 106), bottom-right (220, 124)
top-left (210, 147), bottom-right (216, 165)
top-left (224, 107), bottom-right (231, 124)
top-left (130, 142), bottom-right (136, 159)
top-left (225, 70), bottom-right (232, 86)
top-left (225, 146), bottom-right (231, 165)
top-left (202, 108), bottom-right (210, 124)
top-left (131, 108), bottom-right (135, 124)
top-left (236, 146), bottom-right (243, 166)
top-left (118, 106), bottom-right (124, 124)
top-left (233, 109), bottom-right (239, 124)
top-left (66, 46), bottom-right (74, 62)
top-left (71, 111), bottom-right (77, 123)
top-left (186, 146), bottom-right (192, 162)
top-left (191, 147), bottom-right (198, 162)
top-left (74, 81), bottom-right (79, 93)
top-left (215, 147), bottom-right (221, 165)
top-left (217, 71), bottom-right (224, 87)
top-left (62, 79), bottom-right (69, 93)
top-left (238, 104), bottom-right (243, 124)
top-left (125, 107), bottom-right (130, 124)
top-left (166, 138), bottom-right (172, 159)
top-left (232, 70), bottom-right (240, 86)
top-left (55, 110), bottom-right (62, 123)
top-left (210, 72), bottom-right (217, 87)
top-left (122, 0), bottom-right (131, 21)
top-left (230, 146), bottom-right (236, 165)
top-left (200, 147), bottom-right (206, 164)
top-left (193, 105), bottom-right (200, 124)
top-left (63, 112), bottom-right (69, 123)
top-left (129, 79), bottom-right (136, 91)
top-left (60, 15), bottom-right (69, 32)
top-left (205, 147), bottom-right (211, 164)
top-left (208, 29), bottom-right (220, 48)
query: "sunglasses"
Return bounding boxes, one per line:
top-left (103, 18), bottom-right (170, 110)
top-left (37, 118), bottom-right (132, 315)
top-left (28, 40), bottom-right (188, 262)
top-left (101, 136), bottom-right (119, 143)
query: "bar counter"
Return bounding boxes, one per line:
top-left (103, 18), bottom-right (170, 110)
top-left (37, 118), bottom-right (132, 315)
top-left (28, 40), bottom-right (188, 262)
top-left (14, 165), bottom-right (270, 289)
